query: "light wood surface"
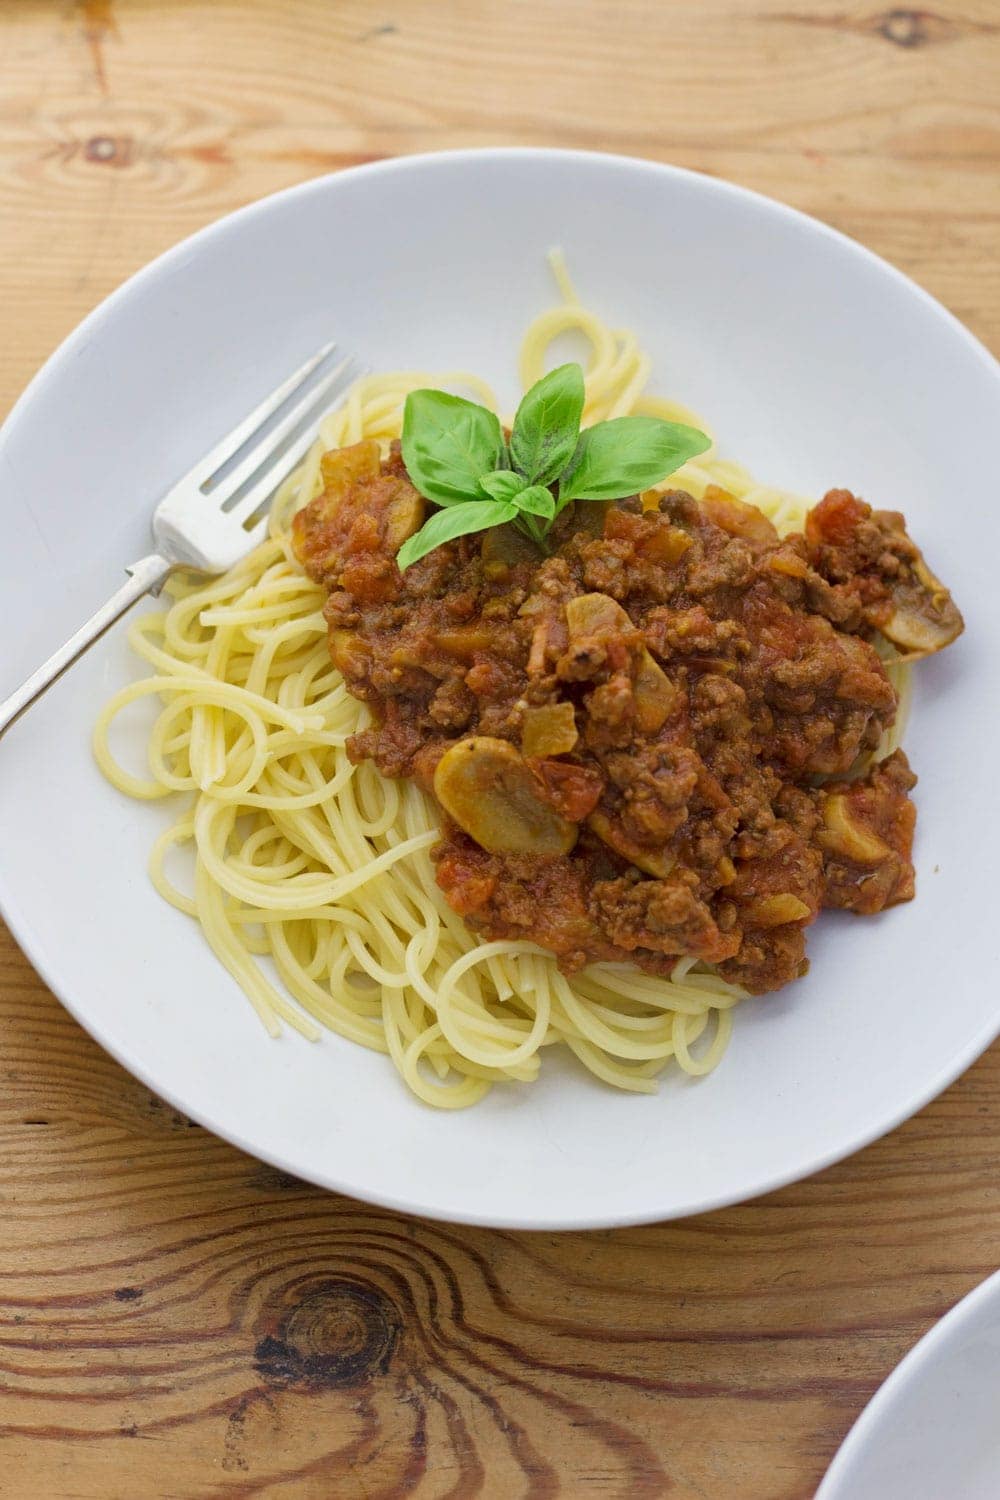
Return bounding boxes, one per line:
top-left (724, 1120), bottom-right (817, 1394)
top-left (2, 3), bottom-right (999, 1495)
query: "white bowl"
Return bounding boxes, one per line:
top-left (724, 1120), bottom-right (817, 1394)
top-left (1, 148), bottom-right (998, 1229)
top-left (819, 1270), bottom-right (1000, 1499)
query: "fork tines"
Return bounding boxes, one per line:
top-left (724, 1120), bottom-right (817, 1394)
top-left (198, 345), bottom-right (361, 523)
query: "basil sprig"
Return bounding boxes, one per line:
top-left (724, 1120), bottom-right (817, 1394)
top-left (397, 362), bottom-right (709, 569)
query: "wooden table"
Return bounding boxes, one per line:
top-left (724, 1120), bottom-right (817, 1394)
top-left (3, 3), bottom-right (999, 1495)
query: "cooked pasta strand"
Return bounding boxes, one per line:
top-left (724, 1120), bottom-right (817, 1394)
top-left (94, 257), bottom-right (911, 1105)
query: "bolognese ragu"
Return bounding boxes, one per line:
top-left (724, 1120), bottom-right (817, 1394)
top-left (94, 256), bottom-right (963, 1107)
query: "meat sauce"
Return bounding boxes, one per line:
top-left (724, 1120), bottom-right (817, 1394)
top-left (293, 441), bottom-right (962, 994)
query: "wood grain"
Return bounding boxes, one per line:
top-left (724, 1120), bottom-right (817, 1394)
top-left (2, 2), bottom-right (999, 1495)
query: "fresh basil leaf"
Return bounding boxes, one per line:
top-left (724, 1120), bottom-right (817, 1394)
top-left (402, 390), bottom-right (504, 507)
top-left (396, 499), bottom-right (517, 571)
top-left (511, 484), bottom-right (555, 520)
top-left (510, 363), bottom-right (585, 486)
top-left (478, 469), bottom-right (527, 503)
top-left (558, 417), bottom-right (711, 504)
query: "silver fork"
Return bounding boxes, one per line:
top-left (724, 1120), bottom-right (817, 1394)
top-left (0, 345), bottom-right (361, 740)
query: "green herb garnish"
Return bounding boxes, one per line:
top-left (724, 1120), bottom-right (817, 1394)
top-left (397, 362), bottom-right (709, 569)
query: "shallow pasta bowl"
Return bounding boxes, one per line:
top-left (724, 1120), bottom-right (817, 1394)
top-left (1, 148), bottom-right (998, 1229)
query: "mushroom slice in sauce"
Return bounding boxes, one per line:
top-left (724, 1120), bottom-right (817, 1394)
top-left (434, 736), bottom-right (578, 856)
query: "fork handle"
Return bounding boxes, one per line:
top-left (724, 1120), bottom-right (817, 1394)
top-left (0, 553), bottom-right (173, 741)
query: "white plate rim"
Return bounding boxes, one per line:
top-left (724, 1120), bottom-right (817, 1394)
top-left (1, 146), bottom-right (999, 1228)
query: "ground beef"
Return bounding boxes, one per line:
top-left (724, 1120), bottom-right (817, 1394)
top-left (293, 446), bottom-right (962, 994)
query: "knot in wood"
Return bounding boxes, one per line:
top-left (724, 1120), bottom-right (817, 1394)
top-left (874, 9), bottom-right (948, 48)
top-left (84, 135), bottom-right (134, 167)
top-left (254, 1280), bottom-right (399, 1390)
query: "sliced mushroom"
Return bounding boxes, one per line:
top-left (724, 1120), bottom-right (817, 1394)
top-left (328, 628), bottom-right (370, 677)
top-left (819, 793), bottom-right (891, 865)
top-left (293, 446), bottom-right (382, 574)
top-left (586, 810), bottom-right (675, 879)
top-left (634, 649), bottom-right (676, 733)
top-left (431, 624), bottom-right (502, 659)
top-left (700, 486), bottom-right (778, 544)
top-left (875, 521), bottom-right (963, 655)
top-left (636, 524), bottom-right (693, 565)
top-left (433, 737), bottom-right (578, 856)
top-left (745, 893), bottom-right (812, 927)
top-left (565, 594), bottom-right (675, 732)
top-left (521, 701), bottom-right (579, 758)
top-left (315, 443), bottom-right (423, 556)
top-left (808, 497), bottom-right (963, 658)
top-left (768, 548), bottom-right (810, 580)
top-left (565, 592), bottom-right (631, 638)
top-left (319, 438), bottom-right (381, 499)
top-left (685, 656), bottom-right (737, 676)
top-left (881, 558), bottom-right (959, 657)
top-left (880, 608), bottom-right (958, 657)
top-left (384, 486), bottom-right (425, 552)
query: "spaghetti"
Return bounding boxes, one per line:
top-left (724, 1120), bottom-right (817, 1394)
top-left (94, 257), bottom-right (910, 1106)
